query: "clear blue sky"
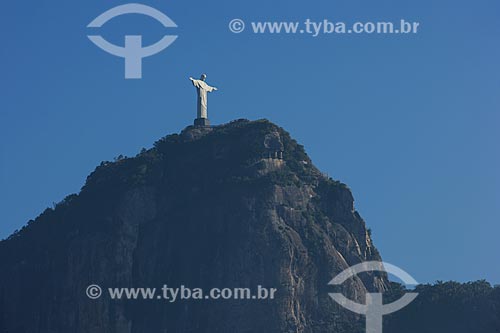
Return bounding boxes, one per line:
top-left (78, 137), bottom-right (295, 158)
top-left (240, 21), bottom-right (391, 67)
top-left (1, 0), bottom-right (499, 284)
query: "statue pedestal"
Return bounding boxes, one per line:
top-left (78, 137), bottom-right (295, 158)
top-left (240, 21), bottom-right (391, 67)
top-left (194, 118), bottom-right (210, 127)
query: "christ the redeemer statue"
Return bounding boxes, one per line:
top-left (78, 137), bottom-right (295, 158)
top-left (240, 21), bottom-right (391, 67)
top-left (189, 74), bottom-right (218, 127)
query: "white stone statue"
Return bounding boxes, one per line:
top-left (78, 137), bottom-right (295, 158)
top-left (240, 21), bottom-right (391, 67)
top-left (189, 74), bottom-right (218, 123)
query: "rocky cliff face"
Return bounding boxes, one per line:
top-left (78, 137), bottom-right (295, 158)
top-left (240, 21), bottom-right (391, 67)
top-left (0, 119), bottom-right (386, 333)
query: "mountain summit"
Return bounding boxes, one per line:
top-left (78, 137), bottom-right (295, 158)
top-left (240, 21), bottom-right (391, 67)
top-left (0, 119), bottom-right (386, 333)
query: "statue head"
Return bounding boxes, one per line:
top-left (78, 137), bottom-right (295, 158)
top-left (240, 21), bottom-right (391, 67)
top-left (200, 73), bottom-right (207, 81)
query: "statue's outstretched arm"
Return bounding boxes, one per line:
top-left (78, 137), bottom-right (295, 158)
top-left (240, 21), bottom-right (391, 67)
top-left (189, 77), bottom-right (200, 88)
